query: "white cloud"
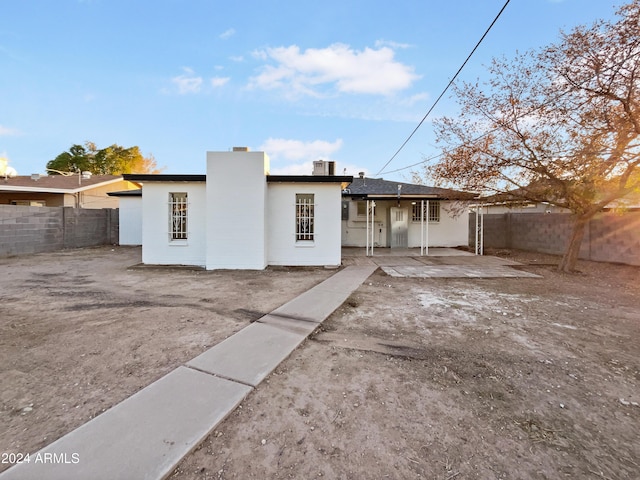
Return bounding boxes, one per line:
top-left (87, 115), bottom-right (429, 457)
top-left (0, 125), bottom-right (20, 136)
top-left (399, 92), bottom-right (429, 107)
top-left (171, 67), bottom-right (203, 94)
top-left (219, 28), bottom-right (236, 40)
top-left (230, 55), bottom-right (245, 63)
top-left (249, 43), bottom-right (420, 97)
top-left (375, 39), bottom-right (412, 49)
top-left (260, 137), bottom-right (343, 162)
top-left (210, 76), bottom-right (230, 87)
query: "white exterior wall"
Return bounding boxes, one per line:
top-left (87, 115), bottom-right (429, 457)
top-left (341, 200), bottom-right (468, 248)
top-left (268, 183), bottom-right (342, 266)
top-left (206, 151), bottom-right (269, 269)
top-left (407, 201), bottom-right (469, 247)
top-left (118, 196), bottom-right (142, 245)
top-left (141, 182), bottom-right (207, 266)
top-left (341, 200), bottom-right (387, 247)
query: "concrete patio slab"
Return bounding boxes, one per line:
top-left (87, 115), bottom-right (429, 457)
top-left (0, 367), bottom-right (251, 480)
top-left (382, 265), bottom-right (541, 278)
top-left (187, 322), bottom-right (307, 387)
top-left (362, 256), bottom-right (426, 267)
top-left (414, 255), bottom-right (524, 266)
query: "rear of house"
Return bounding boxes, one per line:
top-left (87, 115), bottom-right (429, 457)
top-left (125, 149), bottom-right (351, 269)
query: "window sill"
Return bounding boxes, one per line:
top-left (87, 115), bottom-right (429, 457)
top-left (295, 241), bottom-right (315, 247)
top-left (169, 240), bottom-right (189, 246)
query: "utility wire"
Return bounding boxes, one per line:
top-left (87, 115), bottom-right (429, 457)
top-left (374, 0), bottom-right (511, 177)
top-left (380, 49), bottom-right (640, 176)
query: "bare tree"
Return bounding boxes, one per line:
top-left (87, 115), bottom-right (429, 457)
top-left (426, 1), bottom-right (640, 272)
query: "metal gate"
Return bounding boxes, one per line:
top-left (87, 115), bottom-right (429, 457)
top-left (389, 207), bottom-right (408, 248)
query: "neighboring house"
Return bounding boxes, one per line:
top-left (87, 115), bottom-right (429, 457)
top-left (123, 148), bottom-right (351, 269)
top-left (477, 188), bottom-right (640, 214)
top-left (341, 175), bottom-right (474, 248)
top-left (0, 173), bottom-right (138, 208)
top-left (477, 201), bottom-right (569, 215)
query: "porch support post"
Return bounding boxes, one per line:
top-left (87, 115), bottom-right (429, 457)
top-left (420, 200), bottom-right (424, 256)
top-left (366, 199), bottom-right (370, 256)
top-left (369, 201), bottom-right (375, 256)
top-left (475, 204), bottom-right (484, 255)
top-left (425, 199), bottom-right (429, 256)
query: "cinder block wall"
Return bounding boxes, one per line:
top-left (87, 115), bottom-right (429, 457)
top-left (63, 207), bottom-right (119, 248)
top-left (0, 206), bottom-right (118, 257)
top-left (470, 211), bottom-right (640, 266)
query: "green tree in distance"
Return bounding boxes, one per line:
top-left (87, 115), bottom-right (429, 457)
top-left (424, 1), bottom-right (640, 272)
top-left (47, 142), bottom-right (163, 175)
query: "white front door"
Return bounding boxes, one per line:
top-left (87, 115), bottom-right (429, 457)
top-left (390, 207), bottom-right (408, 248)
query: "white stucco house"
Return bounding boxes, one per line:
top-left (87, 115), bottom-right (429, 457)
top-left (123, 148), bottom-right (351, 269)
top-left (341, 175), bottom-right (474, 249)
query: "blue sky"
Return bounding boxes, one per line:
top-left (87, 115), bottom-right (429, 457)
top-left (0, 0), bottom-right (628, 181)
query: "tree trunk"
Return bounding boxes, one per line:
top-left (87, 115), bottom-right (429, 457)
top-left (558, 214), bottom-right (591, 272)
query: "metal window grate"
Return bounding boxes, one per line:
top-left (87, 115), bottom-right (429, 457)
top-left (169, 192), bottom-right (188, 240)
top-left (295, 194), bottom-right (314, 241)
top-left (412, 200), bottom-right (440, 222)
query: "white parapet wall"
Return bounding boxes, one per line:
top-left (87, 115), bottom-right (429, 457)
top-left (141, 182), bottom-right (207, 266)
top-left (118, 195), bottom-right (142, 246)
top-left (206, 150), bottom-right (269, 270)
top-left (267, 182), bottom-right (343, 266)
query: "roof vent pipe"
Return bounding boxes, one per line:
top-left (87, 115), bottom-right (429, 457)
top-left (358, 172), bottom-right (365, 178)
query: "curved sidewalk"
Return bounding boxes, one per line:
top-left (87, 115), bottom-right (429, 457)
top-left (0, 265), bottom-right (377, 480)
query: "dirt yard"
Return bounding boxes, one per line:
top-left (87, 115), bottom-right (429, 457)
top-left (1, 247), bottom-right (639, 479)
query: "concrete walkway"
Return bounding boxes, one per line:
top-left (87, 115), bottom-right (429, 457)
top-left (0, 265), bottom-right (377, 480)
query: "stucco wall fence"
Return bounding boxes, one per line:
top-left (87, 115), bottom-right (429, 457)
top-left (0, 205), bottom-right (119, 257)
top-left (470, 211), bottom-right (640, 266)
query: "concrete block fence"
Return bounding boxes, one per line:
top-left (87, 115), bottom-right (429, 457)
top-left (0, 205), bottom-right (119, 257)
top-left (470, 211), bottom-right (640, 266)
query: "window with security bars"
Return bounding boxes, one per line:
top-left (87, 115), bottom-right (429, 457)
top-left (169, 192), bottom-right (188, 240)
top-left (295, 194), bottom-right (314, 241)
top-left (412, 200), bottom-right (440, 222)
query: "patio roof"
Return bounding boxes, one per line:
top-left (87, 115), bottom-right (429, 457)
top-left (343, 177), bottom-right (476, 200)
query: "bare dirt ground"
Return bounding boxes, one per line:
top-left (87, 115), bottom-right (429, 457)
top-left (0, 246), bottom-right (334, 475)
top-left (1, 247), bottom-right (639, 479)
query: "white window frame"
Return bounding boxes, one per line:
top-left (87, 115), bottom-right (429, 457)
top-left (169, 192), bottom-right (188, 241)
top-left (295, 193), bottom-right (315, 242)
top-left (412, 200), bottom-right (440, 223)
top-left (356, 201), bottom-right (367, 217)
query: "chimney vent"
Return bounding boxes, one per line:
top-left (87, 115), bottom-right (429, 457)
top-left (358, 172), bottom-right (365, 179)
top-left (232, 146), bottom-right (249, 152)
top-left (313, 160), bottom-right (336, 176)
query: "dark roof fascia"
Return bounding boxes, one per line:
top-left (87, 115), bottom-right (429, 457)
top-left (267, 175), bottom-right (353, 183)
top-left (123, 174), bottom-right (206, 182)
top-left (107, 189), bottom-right (142, 197)
top-left (344, 193), bottom-right (477, 201)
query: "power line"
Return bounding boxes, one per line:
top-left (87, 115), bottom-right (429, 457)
top-left (380, 49), bottom-right (640, 177)
top-left (374, 0), bottom-right (511, 177)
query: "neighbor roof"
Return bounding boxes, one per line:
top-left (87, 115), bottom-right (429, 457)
top-left (0, 174), bottom-right (125, 193)
top-left (344, 177), bottom-right (475, 200)
top-left (123, 174), bottom-right (206, 182)
top-left (107, 189), bottom-right (142, 197)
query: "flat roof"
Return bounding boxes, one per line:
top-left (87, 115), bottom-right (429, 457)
top-left (267, 175), bottom-right (353, 183)
top-left (123, 174), bottom-right (206, 182)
